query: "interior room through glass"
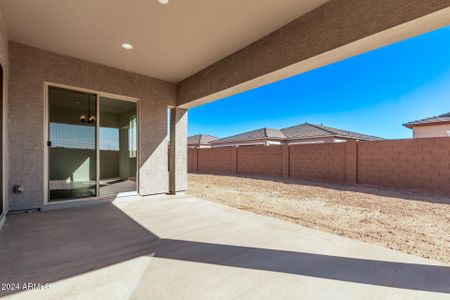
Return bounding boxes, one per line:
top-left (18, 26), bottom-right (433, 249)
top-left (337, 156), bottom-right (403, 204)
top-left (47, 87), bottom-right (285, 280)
top-left (48, 86), bottom-right (137, 202)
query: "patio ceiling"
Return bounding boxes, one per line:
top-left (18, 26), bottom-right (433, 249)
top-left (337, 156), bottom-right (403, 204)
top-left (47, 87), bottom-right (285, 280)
top-left (0, 0), bottom-right (327, 82)
top-left (1, 0), bottom-right (449, 108)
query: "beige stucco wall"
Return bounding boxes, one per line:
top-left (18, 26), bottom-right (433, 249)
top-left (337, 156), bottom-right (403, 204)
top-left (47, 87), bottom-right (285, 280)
top-left (169, 108), bottom-right (187, 193)
top-left (211, 139), bottom-right (283, 148)
top-left (287, 137), bottom-right (346, 145)
top-left (412, 124), bottom-right (450, 138)
top-left (8, 42), bottom-right (176, 210)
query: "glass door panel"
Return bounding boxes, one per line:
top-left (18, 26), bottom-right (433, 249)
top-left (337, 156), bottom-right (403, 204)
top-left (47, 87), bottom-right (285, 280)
top-left (99, 97), bottom-right (137, 197)
top-left (48, 87), bottom-right (97, 201)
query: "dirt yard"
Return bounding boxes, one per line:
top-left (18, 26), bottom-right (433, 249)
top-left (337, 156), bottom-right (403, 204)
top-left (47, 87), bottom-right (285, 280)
top-left (187, 174), bottom-right (450, 263)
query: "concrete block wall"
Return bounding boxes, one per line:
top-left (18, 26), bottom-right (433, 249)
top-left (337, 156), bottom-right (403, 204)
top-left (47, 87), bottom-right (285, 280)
top-left (237, 145), bottom-right (283, 177)
top-left (197, 147), bottom-right (234, 174)
top-left (289, 143), bottom-right (347, 182)
top-left (188, 148), bottom-right (198, 173)
top-left (358, 138), bottom-right (450, 193)
top-left (345, 141), bottom-right (358, 184)
top-left (188, 137), bottom-right (450, 194)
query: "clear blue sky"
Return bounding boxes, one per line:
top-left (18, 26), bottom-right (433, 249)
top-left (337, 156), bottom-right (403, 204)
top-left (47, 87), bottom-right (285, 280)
top-left (188, 26), bottom-right (450, 139)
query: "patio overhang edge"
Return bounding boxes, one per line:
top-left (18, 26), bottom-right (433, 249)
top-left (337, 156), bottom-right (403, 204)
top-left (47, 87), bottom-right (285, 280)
top-left (176, 2), bottom-right (450, 109)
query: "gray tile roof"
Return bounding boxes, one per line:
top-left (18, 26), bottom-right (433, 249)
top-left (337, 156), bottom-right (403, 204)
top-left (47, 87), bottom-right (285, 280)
top-left (403, 112), bottom-right (450, 128)
top-left (198, 123), bottom-right (383, 145)
top-left (281, 123), bottom-right (383, 141)
top-left (210, 128), bottom-right (285, 144)
top-left (188, 134), bottom-right (219, 146)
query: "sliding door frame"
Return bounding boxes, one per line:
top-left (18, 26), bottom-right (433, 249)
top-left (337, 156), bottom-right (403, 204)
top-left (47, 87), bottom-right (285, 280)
top-left (0, 58), bottom-right (5, 225)
top-left (43, 82), bottom-right (140, 206)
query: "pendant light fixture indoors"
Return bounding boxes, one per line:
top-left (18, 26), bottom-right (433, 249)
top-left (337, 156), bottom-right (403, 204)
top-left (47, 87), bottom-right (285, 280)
top-left (80, 94), bottom-right (96, 123)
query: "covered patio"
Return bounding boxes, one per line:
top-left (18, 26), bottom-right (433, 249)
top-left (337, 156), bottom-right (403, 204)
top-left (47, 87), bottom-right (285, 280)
top-left (1, 195), bottom-right (449, 299)
top-left (0, 1), bottom-right (450, 299)
top-left (1, 0), bottom-right (449, 215)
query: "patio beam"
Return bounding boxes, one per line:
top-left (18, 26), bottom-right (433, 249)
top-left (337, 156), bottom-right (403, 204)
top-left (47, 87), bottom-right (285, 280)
top-left (176, 0), bottom-right (450, 108)
top-left (169, 108), bottom-right (188, 194)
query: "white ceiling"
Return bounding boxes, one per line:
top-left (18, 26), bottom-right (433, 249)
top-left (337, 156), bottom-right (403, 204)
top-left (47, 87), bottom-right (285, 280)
top-left (0, 0), bottom-right (327, 82)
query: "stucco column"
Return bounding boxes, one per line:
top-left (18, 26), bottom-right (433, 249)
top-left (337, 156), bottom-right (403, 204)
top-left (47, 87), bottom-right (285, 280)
top-left (169, 108), bottom-right (188, 194)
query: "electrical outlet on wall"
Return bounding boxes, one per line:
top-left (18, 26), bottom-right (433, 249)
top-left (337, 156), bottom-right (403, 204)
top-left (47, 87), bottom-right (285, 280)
top-left (13, 185), bottom-right (23, 193)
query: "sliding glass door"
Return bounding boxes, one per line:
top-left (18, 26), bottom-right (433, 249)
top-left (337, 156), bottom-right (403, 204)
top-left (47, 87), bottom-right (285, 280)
top-left (48, 87), bottom-right (97, 201)
top-left (48, 86), bottom-right (138, 202)
top-left (99, 97), bottom-right (137, 197)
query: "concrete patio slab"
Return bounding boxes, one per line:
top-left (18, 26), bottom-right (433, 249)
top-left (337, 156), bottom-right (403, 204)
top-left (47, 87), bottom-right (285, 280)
top-left (0, 194), bottom-right (449, 299)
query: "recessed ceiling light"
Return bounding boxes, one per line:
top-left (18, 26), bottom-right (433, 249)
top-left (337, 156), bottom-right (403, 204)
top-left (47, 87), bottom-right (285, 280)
top-left (158, 0), bottom-right (169, 4)
top-left (121, 43), bottom-right (133, 50)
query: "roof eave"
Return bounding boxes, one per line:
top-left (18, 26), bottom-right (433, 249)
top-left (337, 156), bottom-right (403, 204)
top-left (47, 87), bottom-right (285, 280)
top-left (210, 137), bottom-right (286, 145)
top-left (403, 120), bottom-right (450, 128)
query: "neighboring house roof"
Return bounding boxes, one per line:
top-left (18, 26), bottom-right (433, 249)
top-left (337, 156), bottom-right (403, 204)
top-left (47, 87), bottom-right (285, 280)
top-left (188, 134), bottom-right (219, 146)
top-left (403, 112), bottom-right (450, 128)
top-left (210, 128), bottom-right (285, 144)
top-left (200, 123), bottom-right (383, 146)
top-left (281, 123), bottom-right (383, 141)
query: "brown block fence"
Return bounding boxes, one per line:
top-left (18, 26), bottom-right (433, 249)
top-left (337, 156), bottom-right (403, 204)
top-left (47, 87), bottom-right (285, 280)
top-left (188, 137), bottom-right (450, 194)
top-left (237, 145), bottom-right (283, 177)
top-left (289, 143), bottom-right (348, 183)
top-left (358, 138), bottom-right (450, 193)
top-left (196, 147), bottom-right (235, 174)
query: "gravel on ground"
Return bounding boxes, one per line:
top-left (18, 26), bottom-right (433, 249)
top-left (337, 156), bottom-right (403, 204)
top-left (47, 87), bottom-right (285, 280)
top-left (187, 173), bottom-right (450, 263)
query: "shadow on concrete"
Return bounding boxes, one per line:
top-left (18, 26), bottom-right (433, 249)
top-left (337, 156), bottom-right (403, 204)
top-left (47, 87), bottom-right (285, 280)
top-left (191, 172), bottom-right (450, 205)
top-left (154, 239), bottom-right (450, 294)
top-left (0, 203), bottom-right (449, 297)
top-left (0, 203), bottom-right (159, 296)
